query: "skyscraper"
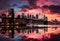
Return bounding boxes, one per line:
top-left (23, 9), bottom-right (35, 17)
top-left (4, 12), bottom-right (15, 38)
top-left (44, 15), bottom-right (48, 32)
top-left (8, 8), bottom-right (14, 38)
top-left (36, 14), bottom-right (38, 19)
top-left (2, 14), bottom-right (6, 23)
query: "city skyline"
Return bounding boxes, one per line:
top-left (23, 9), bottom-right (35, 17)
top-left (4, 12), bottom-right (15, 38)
top-left (0, 10), bottom-right (60, 22)
top-left (0, 8), bottom-right (49, 38)
top-left (0, 0), bottom-right (60, 21)
top-left (0, 0), bottom-right (60, 41)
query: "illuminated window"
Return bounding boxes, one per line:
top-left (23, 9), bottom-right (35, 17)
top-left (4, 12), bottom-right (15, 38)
top-left (2, 26), bottom-right (4, 27)
top-left (8, 15), bottom-right (12, 18)
top-left (11, 26), bottom-right (13, 27)
top-left (6, 26), bottom-right (9, 28)
top-left (15, 26), bottom-right (19, 28)
top-left (9, 30), bottom-right (11, 33)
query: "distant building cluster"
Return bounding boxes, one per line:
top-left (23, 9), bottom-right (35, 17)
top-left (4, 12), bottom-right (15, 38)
top-left (0, 8), bottom-right (59, 38)
top-left (0, 8), bottom-right (48, 38)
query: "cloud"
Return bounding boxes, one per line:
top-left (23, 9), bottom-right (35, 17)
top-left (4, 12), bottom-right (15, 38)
top-left (0, 0), bottom-right (11, 10)
top-left (28, 0), bottom-right (38, 8)
top-left (0, 0), bottom-right (60, 10)
top-left (42, 5), bottom-right (60, 14)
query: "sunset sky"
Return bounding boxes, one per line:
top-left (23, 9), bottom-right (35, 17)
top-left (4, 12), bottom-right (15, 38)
top-left (0, 0), bottom-right (60, 21)
top-left (0, 0), bottom-right (60, 40)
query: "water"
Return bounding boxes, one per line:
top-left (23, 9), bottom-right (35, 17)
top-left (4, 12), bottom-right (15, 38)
top-left (0, 25), bottom-right (60, 41)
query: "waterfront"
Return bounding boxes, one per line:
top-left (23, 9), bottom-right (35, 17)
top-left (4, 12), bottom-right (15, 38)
top-left (0, 8), bottom-right (60, 41)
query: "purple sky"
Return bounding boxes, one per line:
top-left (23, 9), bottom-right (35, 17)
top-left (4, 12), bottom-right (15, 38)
top-left (0, 0), bottom-right (60, 11)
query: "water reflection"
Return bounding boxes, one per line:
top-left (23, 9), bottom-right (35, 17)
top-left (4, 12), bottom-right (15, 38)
top-left (14, 26), bottom-right (60, 37)
top-left (0, 26), bottom-right (60, 38)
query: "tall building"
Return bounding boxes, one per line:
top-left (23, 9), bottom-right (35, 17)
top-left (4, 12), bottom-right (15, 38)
top-left (8, 8), bottom-right (14, 22)
top-left (27, 14), bottom-right (30, 19)
top-left (44, 15), bottom-right (48, 25)
top-left (44, 15), bottom-right (48, 32)
top-left (8, 8), bottom-right (14, 38)
top-left (21, 13), bottom-right (25, 18)
top-left (2, 14), bottom-right (6, 23)
top-left (29, 14), bottom-right (31, 19)
top-left (36, 14), bottom-right (39, 19)
top-left (1, 14), bottom-right (6, 34)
